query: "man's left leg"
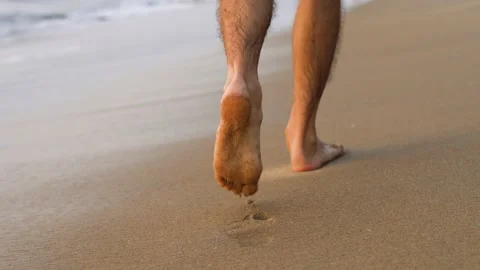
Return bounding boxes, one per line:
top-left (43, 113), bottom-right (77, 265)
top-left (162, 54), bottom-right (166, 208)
top-left (286, 0), bottom-right (344, 172)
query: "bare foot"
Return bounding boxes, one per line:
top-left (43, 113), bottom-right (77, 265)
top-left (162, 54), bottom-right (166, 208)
top-left (290, 140), bottom-right (344, 172)
top-left (286, 124), bottom-right (344, 172)
top-left (213, 79), bottom-right (263, 196)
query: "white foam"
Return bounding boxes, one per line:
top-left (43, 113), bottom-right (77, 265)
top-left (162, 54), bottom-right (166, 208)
top-left (0, 0), bottom-right (196, 39)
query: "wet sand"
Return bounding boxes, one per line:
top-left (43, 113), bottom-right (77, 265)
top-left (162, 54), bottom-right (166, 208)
top-left (2, 0), bottom-right (480, 268)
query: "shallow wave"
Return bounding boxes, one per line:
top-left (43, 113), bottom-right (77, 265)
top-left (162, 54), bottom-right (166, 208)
top-left (0, 12), bottom-right (66, 37)
top-left (0, 0), bottom-right (199, 38)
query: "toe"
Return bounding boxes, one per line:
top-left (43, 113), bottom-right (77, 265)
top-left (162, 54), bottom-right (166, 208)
top-left (324, 143), bottom-right (345, 161)
top-left (332, 144), bottom-right (344, 154)
top-left (241, 184), bottom-right (258, 196)
top-left (232, 181), bottom-right (244, 195)
top-left (215, 175), bottom-right (225, 186)
top-left (333, 143), bottom-right (343, 149)
top-left (324, 143), bottom-right (344, 154)
top-left (216, 175), bottom-right (233, 190)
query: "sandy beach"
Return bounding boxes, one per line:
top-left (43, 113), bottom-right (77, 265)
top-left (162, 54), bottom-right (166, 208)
top-left (2, 0), bottom-right (480, 268)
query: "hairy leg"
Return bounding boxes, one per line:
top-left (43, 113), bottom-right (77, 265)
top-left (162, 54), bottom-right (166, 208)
top-left (213, 0), bottom-right (274, 196)
top-left (286, 0), bottom-right (344, 172)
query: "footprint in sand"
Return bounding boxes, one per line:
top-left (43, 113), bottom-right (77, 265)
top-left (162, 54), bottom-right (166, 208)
top-left (224, 206), bottom-right (273, 247)
top-left (243, 212), bottom-right (270, 221)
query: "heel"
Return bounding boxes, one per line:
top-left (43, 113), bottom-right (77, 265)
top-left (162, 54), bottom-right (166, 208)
top-left (220, 95), bottom-right (251, 129)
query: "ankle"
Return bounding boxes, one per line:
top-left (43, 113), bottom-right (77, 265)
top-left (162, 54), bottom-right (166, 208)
top-left (223, 72), bottom-right (263, 125)
top-left (286, 117), bottom-right (318, 155)
top-left (224, 72), bottom-right (262, 105)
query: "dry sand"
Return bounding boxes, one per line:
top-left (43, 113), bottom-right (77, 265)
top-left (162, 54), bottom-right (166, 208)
top-left (2, 0), bottom-right (480, 268)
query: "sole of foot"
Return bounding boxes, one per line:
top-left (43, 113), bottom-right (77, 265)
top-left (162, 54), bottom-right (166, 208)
top-left (213, 82), bottom-right (263, 196)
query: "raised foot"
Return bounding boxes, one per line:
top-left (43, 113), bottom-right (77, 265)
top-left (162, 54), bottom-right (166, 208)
top-left (290, 141), bottom-right (344, 172)
top-left (213, 87), bottom-right (262, 196)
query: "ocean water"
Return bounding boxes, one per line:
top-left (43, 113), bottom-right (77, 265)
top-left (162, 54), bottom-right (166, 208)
top-left (0, 0), bottom-right (205, 39)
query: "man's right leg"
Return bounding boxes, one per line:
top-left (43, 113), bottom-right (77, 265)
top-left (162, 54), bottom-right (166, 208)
top-left (213, 0), bottom-right (274, 196)
top-left (286, 0), bottom-right (344, 172)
